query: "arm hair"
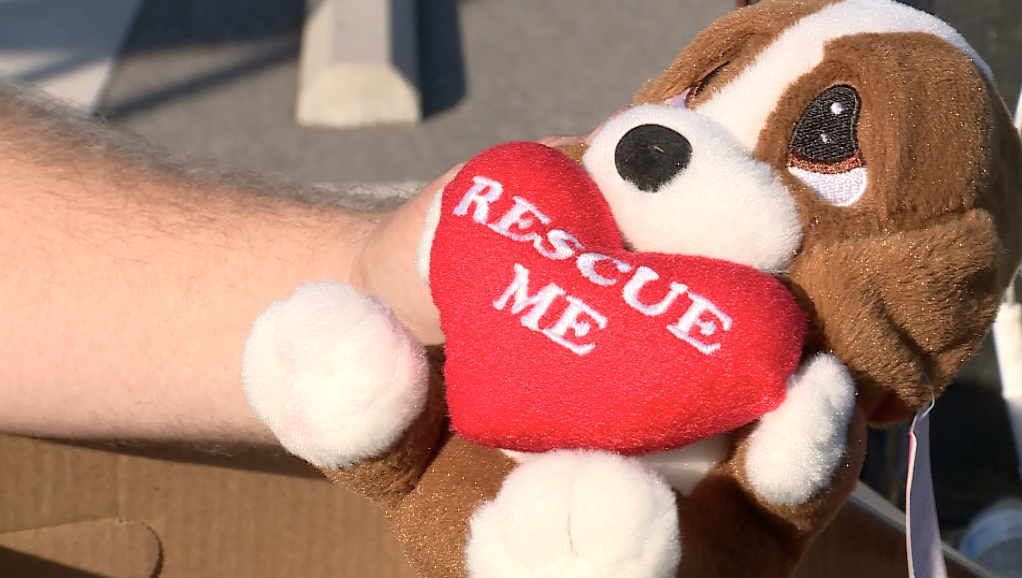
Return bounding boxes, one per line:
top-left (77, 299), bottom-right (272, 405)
top-left (0, 78), bottom-right (404, 445)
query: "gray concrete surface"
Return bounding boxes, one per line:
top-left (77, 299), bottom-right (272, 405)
top-left (96, 0), bottom-right (1022, 188)
top-left (98, 0), bottom-right (733, 185)
top-left (0, 0), bottom-right (143, 111)
top-left (15, 0), bottom-right (1022, 542)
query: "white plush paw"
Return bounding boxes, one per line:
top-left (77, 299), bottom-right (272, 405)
top-left (241, 282), bottom-right (428, 469)
top-left (744, 353), bottom-right (856, 506)
top-left (466, 451), bottom-right (680, 578)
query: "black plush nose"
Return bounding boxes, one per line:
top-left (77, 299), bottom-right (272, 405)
top-left (614, 124), bottom-right (692, 193)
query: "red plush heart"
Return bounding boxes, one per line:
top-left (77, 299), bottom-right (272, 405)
top-left (430, 141), bottom-right (806, 455)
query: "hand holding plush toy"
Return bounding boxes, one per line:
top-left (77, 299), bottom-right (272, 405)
top-left (242, 0), bottom-right (1022, 576)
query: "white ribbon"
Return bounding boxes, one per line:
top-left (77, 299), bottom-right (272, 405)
top-left (906, 403), bottom-right (948, 578)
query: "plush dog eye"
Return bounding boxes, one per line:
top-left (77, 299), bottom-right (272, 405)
top-left (787, 85), bottom-right (867, 206)
top-left (681, 62), bottom-right (730, 108)
top-left (790, 86), bottom-right (861, 164)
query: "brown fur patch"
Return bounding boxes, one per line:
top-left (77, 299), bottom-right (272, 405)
top-left (674, 473), bottom-right (801, 578)
top-left (672, 405), bottom-right (866, 577)
top-left (323, 350), bottom-right (517, 578)
top-left (554, 141), bottom-right (588, 164)
top-left (745, 32), bottom-right (1022, 420)
top-left (388, 437), bottom-right (516, 578)
top-left (316, 351), bottom-right (518, 578)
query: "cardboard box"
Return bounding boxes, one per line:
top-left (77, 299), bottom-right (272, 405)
top-left (0, 434), bottom-right (993, 578)
top-left (0, 435), bottom-right (416, 578)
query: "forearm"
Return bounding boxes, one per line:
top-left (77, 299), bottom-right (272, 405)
top-left (0, 83), bottom-right (380, 444)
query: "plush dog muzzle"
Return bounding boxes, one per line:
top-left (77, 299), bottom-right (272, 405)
top-left (583, 104), bottom-right (803, 274)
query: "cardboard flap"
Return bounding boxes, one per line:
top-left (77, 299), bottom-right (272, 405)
top-left (0, 519), bottom-right (160, 578)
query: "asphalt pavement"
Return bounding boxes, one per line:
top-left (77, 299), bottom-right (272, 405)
top-left (86, 0), bottom-right (1022, 541)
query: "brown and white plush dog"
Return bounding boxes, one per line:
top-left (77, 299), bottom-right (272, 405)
top-left (241, 0), bottom-right (1022, 576)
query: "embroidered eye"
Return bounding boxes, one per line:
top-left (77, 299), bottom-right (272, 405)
top-left (787, 85), bottom-right (867, 207)
top-left (679, 62), bottom-right (730, 108)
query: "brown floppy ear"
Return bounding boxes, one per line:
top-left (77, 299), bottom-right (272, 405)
top-left (788, 209), bottom-right (1007, 424)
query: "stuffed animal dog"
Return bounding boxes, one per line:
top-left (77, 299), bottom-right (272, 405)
top-left (241, 0), bottom-right (1022, 576)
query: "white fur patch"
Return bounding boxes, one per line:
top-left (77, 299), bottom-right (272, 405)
top-left (582, 104), bottom-right (802, 274)
top-left (466, 451), bottom-right (680, 578)
top-left (698, 0), bottom-right (992, 152)
top-left (504, 435), bottom-right (729, 497)
top-left (241, 282), bottom-right (428, 469)
top-left (636, 435), bottom-right (731, 496)
top-left (743, 354), bottom-right (856, 506)
top-left (788, 165), bottom-right (868, 206)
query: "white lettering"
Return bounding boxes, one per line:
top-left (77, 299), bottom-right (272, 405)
top-left (535, 229), bottom-right (584, 260)
top-left (577, 252), bottom-right (633, 286)
top-left (489, 196), bottom-right (551, 242)
top-left (494, 263), bottom-right (607, 356)
top-left (667, 293), bottom-right (733, 355)
top-left (453, 176), bottom-right (503, 223)
top-left (463, 182), bottom-right (738, 358)
top-left (541, 296), bottom-right (607, 356)
top-left (493, 263), bottom-right (565, 330)
top-left (623, 266), bottom-right (689, 316)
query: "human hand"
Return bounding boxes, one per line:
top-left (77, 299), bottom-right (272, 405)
top-left (349, 135), bottom-right (589, 345)
top-left (348, 165), bottom-right (457, 345)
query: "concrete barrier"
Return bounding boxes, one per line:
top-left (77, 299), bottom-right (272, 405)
top-left (296, 0), bottom-right (421, 128)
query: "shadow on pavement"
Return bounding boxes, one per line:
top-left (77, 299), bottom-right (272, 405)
top-left (100, 0), bottom-right (467, 121)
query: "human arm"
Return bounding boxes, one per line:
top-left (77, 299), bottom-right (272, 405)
top-left (0, 79), bottom-right (445, 445)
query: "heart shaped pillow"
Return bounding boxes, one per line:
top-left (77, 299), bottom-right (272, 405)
top-left (430, 142), bottom-right (806, 455)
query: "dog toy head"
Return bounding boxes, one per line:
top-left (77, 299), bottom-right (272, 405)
top-left (620, 0), bottom-right (1022, 424)
top-left (421, 0), bottom-right (1022, 452)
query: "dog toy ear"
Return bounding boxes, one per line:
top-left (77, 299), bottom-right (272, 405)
top-left (789, 209), bottom-right (1007, 423)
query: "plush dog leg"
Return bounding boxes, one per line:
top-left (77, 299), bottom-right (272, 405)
top-left (663, 356), bottom-right (862, 578)
top-left (742, 354), bottom-right (857, 506)
top-left (465, 450), bottom-right (680, 578)
top-left (241, 281), bottom-right (429, 469)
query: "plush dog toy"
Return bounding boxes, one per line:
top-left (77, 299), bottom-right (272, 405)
top-left (241, 0), bottom-right (1022, 576)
